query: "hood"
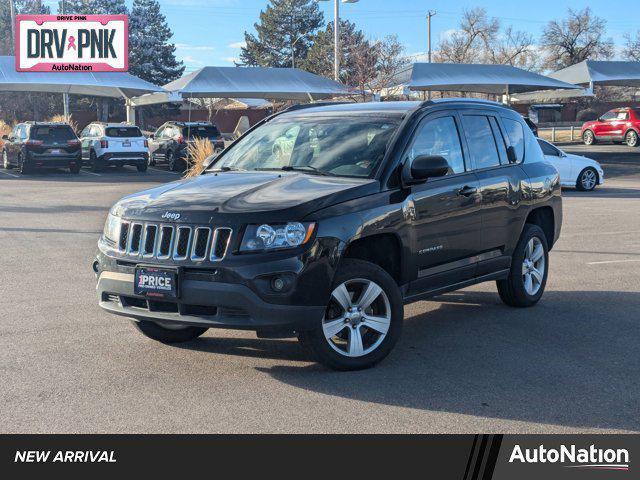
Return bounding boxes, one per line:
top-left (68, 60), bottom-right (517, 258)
top-left (566, 153), bottom-right (603, 171)
top-left (114, 171), bottom-right (378, 223)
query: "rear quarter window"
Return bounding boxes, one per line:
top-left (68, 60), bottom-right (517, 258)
top-left (502, 118), bottom-right (525, 162)
top-left (105, 126), bottom-right (143, 138)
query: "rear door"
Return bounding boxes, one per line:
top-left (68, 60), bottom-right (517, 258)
top-left (460, 111), bottom-right (527, 275)
top-left (405, 110), bottom-right (483, 290)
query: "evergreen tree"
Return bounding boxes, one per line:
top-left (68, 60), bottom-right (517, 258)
top-left (240, 0), bottom-right (324, 68)
top-left (57, 0), bottom-right (127, 15)
top-left (16, 1), bottom-right (50, 14)
top-left (129, 0), bottom-right (184, 85)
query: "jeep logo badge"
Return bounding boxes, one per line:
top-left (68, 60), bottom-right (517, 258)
top-left (161, 211), bottom-right (181, 221)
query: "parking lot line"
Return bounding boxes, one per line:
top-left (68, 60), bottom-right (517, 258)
top-left (0, 170), bottom-right (20, 178)
top-left (80, 170), bottom-right (101, 176)
top-left (587, 259), bottom-right (640, 265)
top-left (149, 167), bottom-right (181, 176)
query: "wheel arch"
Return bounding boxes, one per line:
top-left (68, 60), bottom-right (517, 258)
top-left (341, 232), bottom-right (404, 285)
top-left (524, 206), bottom-right (555, 250)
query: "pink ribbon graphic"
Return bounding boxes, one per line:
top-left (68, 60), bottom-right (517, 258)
top-left (67, 36), bottom-right (77, 51)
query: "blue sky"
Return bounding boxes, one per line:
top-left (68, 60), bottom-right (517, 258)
top-left (43, 0), bottom-right (639, 73)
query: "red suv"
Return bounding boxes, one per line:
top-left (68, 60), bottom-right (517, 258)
top-left (582, 108), bottom-right (640, 147)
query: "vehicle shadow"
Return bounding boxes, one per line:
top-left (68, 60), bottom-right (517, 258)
top-left (179, 289), bottom-right (640, 431)
top-left (0, 166), bottom-right (181, 184)
top-left (563, 187), bottom-right (640, 199)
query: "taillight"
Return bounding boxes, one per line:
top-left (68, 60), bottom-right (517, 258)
top-left (100, 140), bottom-right (109, 148)
top-left (177, 136), bottom-right (184, 144)
top-left (25, 140), bottom-right (43, 146)
top-left (144, 139), bottom-right (148, 148)
top-left (67, 139), bottom-right (80, 146)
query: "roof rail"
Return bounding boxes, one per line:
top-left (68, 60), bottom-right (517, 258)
top-left (419, 98), bottom-right (509, 108)
top-left (282, 101), bottom-right (352, 113)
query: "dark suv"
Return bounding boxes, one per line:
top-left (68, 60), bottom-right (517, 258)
top-left (148, 121), bottom-right (225, 171)
top-left (95, 100), bottom-right (562, 370)
top-left (2, 122), bottom-right (81, 174)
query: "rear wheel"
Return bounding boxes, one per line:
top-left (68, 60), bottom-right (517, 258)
top-left (69, 164), bottom-right (81, 174)
top-left (167, 151), bottom-right (183, 172)
top-left (90, 150), bottom-right (104, 172)
top-left (582, 130), bottom-right (596, 145)
top-left (136, 163), bottom-right (148, 173)
top-left (576, 167), bottom-right (598, 191)
top-left (298, 259), bottom-right (403, 371)
top-left (2, 150), bottom-right (11, 169)
top-left (497, 224), bottom-right (549, 308)
top-left (133, 320), bottom-right (208, 344)
top-left (625, 130), bottom-right (639, 147)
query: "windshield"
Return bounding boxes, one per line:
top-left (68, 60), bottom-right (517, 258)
top-left (211, 115), bottom-right (400, 178)
top-left (183, 125), bottom-right (220, 139)
top-left (31, 125), bottom-right (76, 141)
top-left (105, 126), bottom-right (142, 138)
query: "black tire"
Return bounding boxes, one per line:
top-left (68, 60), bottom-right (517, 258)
top-left (90, 151), bottom-right (104, 172)
top-left (582, 129), bottom-right (596, 145)
top-left (298, 258), bottom-right (403, 371)
top-left (2, 150), bottom-right (11, 169)
top-left (18, 153), bottom-right (32, 174)
top-left (69, 164), bottom-right (81, 174)
top-left (576, 167), bottom-right (598, 191)
top-left (133, 320), bottom-right (208, 344)
top-left (136, 163), bottom-right (148, 173)
top-left (497, 224), bottom-right (549, 308)
top-left (625, 129), bottom-right (639, 147)
top-left (167, 151), bottom-right (184, 172)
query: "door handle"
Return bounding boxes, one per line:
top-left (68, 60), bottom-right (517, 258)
top-left (458, 185), bottom-right (478, 197)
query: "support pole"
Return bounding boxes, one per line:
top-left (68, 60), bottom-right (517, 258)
top-left (125, 99), bottom-right (136, 124)
top-left (334, 0), bottom-right (340, 81)
top-left (63, 93), bottom-right (70, 121)
top-left (426, 10), bottom-right (436, 100)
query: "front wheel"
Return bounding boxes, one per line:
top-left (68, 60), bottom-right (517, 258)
top-left (2, 150), bottom-right (11, 169)
top-left (497, 224), bottom-right (549, 308)
top-left (576, 167), bottom-right (598, 191)
top-left (625, 130), bottom-right (639, 147)
top-left (582, 130), bottom-right (596, 145)
top-left (18, 153), bottom-right (32, 174)
top-left (167, 151), bottom-right (184, 172)
top-left (133, 320), bottom-right (208, 344)
top-left (298, 259), bottom-right (403, 371)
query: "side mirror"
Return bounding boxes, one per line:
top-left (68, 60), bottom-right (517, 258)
top-left (405, 155), bottom-right (449, 184)
top-left (506, 145), bottom-right (517, 163)
top-left (1, 135), bottom-right (8, 140)
top-left (597, 117), bottom-right (603, 122)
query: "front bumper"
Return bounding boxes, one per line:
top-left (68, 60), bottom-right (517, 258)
top-left (96, 270), bottom-right (325, 332)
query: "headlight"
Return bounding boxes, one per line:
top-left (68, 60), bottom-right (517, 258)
top-left (240, 222), bottom-right (315, 252)
top-left (103, 213), bottom-right (122, 243)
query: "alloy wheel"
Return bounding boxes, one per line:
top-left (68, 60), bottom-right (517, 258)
top-left (2, 150), bottom-right (8, 168)
top-left (627, 131), bottom-right (638, 147)
top-left (583, 131), bottom-right (594, 145)
top-left (522, 237), bottom-right (545, 296)
top-left (581, 169), bottom-right (597, 190)
top-left (322, 278), bottom-right (391, 357)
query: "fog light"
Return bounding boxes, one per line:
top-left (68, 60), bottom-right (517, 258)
top-left (271, 277), bottom-right (285, 292)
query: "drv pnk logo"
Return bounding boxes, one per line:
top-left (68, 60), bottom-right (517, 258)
top-left (15, 15), bottom-right (128, 72)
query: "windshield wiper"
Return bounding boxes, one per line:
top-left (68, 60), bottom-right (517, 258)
top-left (207, 166), bottom-right (246, 173)
top-left (255, 166), bottom-right (334, 176)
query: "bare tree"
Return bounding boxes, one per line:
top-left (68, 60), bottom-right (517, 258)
top-left (347, 39), bottom-right (380, 100)
top-left (435, 8), bottom-right (499, 64)
top-left (369, 35), bottom-right (410, 93)
top-left (540, 7), bottom-right (614, 70)
top-left (488, 27), bottom-right (539, 71)
top-left (623, 31), bottom-right (640, 61)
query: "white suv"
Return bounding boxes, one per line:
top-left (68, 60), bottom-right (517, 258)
top-left (80, 123), bottom-right (149, 172)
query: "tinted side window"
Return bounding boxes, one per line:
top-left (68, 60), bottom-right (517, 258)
top-left (502, 118), bottom-right (525, 162)
top-left (600, 110), bottom-right (616, 121)
top-left (462, 115), bottom-right (501, 169)
top-left (409, 116), bottom-right (465, 174)
top-left (538, 139), bottom-right (561, 156)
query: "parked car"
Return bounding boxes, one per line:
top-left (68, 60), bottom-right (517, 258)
top-left (94, 99), bottom-right (562, 370)
top-left (523, 116), bottom-right (538, 137)
top-left (1, 122), bottom-right (81, 174)
top-left (148, 121), bottom-right (225, 171)
top-left (79, 122), bottom-right (149, 172)
top-left (538, 138), bottom-right (604, 191)
top-left (581, 107), bottom-right (640, 147)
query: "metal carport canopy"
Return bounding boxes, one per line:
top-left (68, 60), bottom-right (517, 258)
top-left (408, 63), bottom-right (581, 95)
top-left (549, 60), bottom-right (640, 87)
top-left (0, 56), bottom-right (164, 98)
top-left (130, 66), bottom-right (352, 106)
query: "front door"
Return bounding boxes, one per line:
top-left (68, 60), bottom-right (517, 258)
top-left (404, 112), bottom-right (483, 291)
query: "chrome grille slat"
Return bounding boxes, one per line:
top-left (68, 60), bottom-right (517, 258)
top-left (211, 228), bottom-right (232, 261)
top-left (117, 221), bottom-right (231, 263)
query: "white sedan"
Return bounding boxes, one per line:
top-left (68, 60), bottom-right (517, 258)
top-left (537, 139), bottom-right (604, 191)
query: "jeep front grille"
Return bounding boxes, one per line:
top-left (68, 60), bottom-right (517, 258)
top-left (116, 222), bottom-right (232, 262)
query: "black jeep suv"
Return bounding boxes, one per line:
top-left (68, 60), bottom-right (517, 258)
top-left (95, 100), bottom-right (562, 370)
top-left (2, 122), bottom-right (82, 174)
top-left (148, 121), bottom-right (225, 172)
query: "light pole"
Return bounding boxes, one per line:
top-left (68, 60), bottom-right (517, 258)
top-left (426, 10), bottom-right (436, 100)
top-left (318, 0), bottom-right (360, 82)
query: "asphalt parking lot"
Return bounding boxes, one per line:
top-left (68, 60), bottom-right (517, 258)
top-left (1, 146), bottom-right (638, 434)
